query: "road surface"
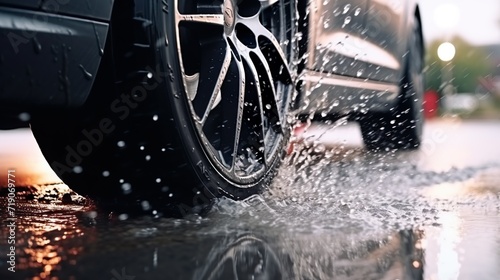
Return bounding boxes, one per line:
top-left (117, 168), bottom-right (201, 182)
top-left (1, 117), bottom-right (500, 279)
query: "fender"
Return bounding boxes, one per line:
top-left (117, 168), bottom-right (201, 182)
top-left (0, 0), bottom-right (115, 116)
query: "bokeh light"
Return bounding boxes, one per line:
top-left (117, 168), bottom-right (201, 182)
top-left (437, 42), bottom-right (456, 62)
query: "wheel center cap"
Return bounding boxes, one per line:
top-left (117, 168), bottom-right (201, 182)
top-left (223, 0), bottom-right (236, 33)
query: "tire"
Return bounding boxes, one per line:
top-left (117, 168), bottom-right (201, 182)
top-left (30, 0), bottom-right (297, 217)
top-left (359, 18), bottom-right (424, 151)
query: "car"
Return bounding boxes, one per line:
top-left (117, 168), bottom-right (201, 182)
top-left (0, 0), bottom-right (423, 215)
top-left (296, 0), bottom-right (424, 151)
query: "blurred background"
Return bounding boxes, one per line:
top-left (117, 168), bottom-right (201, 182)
top-left (419, 0), bottom-right (500, 119)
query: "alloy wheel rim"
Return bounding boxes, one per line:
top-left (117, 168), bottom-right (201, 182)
top-left (174, 0), bottom-right (294, 184)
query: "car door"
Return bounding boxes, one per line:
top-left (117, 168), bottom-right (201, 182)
top-left (307, 0), bottom-right (369, 78)
top-left (363, 0), bottom-right (409, 83)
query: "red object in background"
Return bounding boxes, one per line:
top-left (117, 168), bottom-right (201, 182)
top-left (287, 121), bottom-right (309, 155)
top-left (423, 90), bottom-right (439, 119)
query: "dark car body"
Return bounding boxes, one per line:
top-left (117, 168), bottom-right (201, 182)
top-left (298, 0), bottom-right (422, 116)
top-left (0, 0), bottom-right (421, 126)
top-left (0, 0), bottom-right (113, 127)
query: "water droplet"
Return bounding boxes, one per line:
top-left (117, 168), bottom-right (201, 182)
top-left (343, 4), bottom-right (351, 14)
top-left (343, 16), bottom-right (352, 27)
top-left (85, 211), bottom-right (98, 219)
top-left (323, 19), bottom-right (330, 28)
top-left (265, 104), bottom-right (272, 110)
top-left (102, 171), bottom-right (110, 177)
top-left (356, 69), bottom-right (364, 77)
top-left (121, 183), bottom-right (132, 194)
top-left (333, 7), bottom-right (341, 17)
top-left (294, 32), bottom-right (303, 41)
top-left (145, 155), bottom-right (151, 161)
top-left (162, 186), bottom-right (169, 192)
top-left (141, 201), bottom-right (151, 211)
top-left (156, 178), bottom-right (161, 183)
top-left (79, 64), bottom-right (93, 81)
top-left (152, 115), bottom-right (159, 121)
top-left (169, 193), bottom-right (173, 197)
top-left (18, 112), bottom-right (31, 122)
top-left (118, 214), bottom-right (129, 221)
top-left (73, 166), bottom-right (83, 174)
top-left (140, 146), bottom-right (145, 150)
top-left (301, 98), bottom-right (310, 110)
top-left (147, 72), bottom-right (153, 79)
top-left (33, 37), bottom-right (42, 54)
top-left (117, 141), bottom-right (126, 148)
top-left (354, 8), bottom-right (361, 16)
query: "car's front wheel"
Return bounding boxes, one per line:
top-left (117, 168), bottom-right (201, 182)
top-left (31, 0), bottom-right (297, 216)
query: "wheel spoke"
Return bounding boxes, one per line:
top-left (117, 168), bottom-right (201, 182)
top-left (193, 40), bottom-right (232, 123)
top-left (252, 24), bottom-right (292, 82)
top-left (202, 54), bottom-right (242, 167)
top-left (252, 50), bottom-right (284, 133)
top-left (215, 54), bottom-right (243, 166)
top-left (235, 57), bottom-right (266, 174)
top-left (241, 52), bottom-right (271, 163)
top-left (230, 59), bottom-right (246, 170)
top-left (252, 55), bottom-right (284, 163)
top-left (254, 50), bottom-right (280, 103)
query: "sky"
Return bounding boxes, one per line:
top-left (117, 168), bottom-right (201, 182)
top-left (419, 0), bottom-right (500, 46)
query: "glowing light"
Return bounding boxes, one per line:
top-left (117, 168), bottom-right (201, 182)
top-left (437, 42), bottom-right (456, 62)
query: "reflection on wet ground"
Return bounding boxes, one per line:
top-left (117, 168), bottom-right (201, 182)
top-left (0, 119), bottom-right (500, 279)
top-left (0, 193), bottom-right (426, 280)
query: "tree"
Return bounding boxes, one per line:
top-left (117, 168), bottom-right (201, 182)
top-left (424, 36), bottom-right (493, 94)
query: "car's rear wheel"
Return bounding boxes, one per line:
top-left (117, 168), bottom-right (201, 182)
top-left (359, 18), bottom-right (424, 151)
top-left (30, 0), bottom-right (297, 216)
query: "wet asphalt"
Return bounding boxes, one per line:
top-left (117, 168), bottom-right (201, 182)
top-left (0, 117), bottom-right (500, 280)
